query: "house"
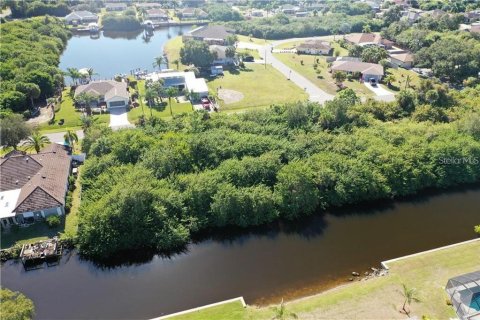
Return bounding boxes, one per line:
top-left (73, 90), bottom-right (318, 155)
top-left (0, 144), bottom-right (71, 228)
top-left (389, 52), bottom-right (414, 68)
top-left (250, 10), bottom-right (263, 17)
top-left (281, 4), bottom-right (300, 15)
top-left (210, 45), bottom-right (236, 65)
top-left (402, 9), bottom-right (423, 24)
top-left (331, 60), bottom-right (384, 82)
top-left (183, 25), bottom-right (234, 45)
top-left (145, 71), bottom-right (209, 97)
top-left (105, 3), bottom-right (127, 11)
top-left (472, 22), bottom-right (480, 33)
top-left (135, 2), bottom-right (162, 10)
top-left (296, 40), bottom-right (332, 55)
top-left (146, 9), bottom-right (169, 21)
top-left (178, 7), bottom-right (208, 19)
top-left (64, 11), bottom-right (98, 25)
top-left (464, 10), bottom-right (480, 22)
top-left (345, 33), bottom-right (394, 49)
top-left (74, 80), bottom-right (129, 110)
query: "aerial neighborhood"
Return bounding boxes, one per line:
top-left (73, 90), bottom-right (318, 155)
top-left (0, 0), bottom-right (480, 320)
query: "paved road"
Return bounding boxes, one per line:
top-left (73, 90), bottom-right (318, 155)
top-left (44, 130), bottom-right (84, 144)
top-left (109, 107), bottom-right (134, 130)
top-left (364, 83), bottom-right (396, 102)
top-left (239, 41), bottom-right (334, 105)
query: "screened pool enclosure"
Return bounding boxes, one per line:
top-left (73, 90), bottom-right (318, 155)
top-left (446, 270), bottom-right (480, 320)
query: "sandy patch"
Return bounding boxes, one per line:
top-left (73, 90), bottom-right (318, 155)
top-left (218, 89), bottom-right (244, 104)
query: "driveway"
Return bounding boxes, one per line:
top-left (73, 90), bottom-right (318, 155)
top-left (109, 107), bottom-right (134, 130)
top-left (44, 130), bottom-right (84, 144)
top-left (364, 83), bottom-right (396, 102)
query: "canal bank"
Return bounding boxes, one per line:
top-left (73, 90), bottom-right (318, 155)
top-left (1, 186), bottom-right (479, 319)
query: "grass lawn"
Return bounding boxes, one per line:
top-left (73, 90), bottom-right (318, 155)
top-left (385, 67), bottom-right (422, 92)
top-left (207, 63), bottom-right (308, 111)
top-left (167, 239), bottom-right (480, 319)
top-left (237, 48), bottom-right (261, 60)
top-left (164, 36), bottom-right (189, 70)
top-left (0, 169), bottom-right (82, 249)
top-left (273, 51), bottom-right (374, 99)
top-left (38, 88), bottom-right (109, 133)
top-left (237, 34), bottom-right (270, 45)
top-left (127, 80), bottom-right (193, 123)
top-left (169, 300), bottom-right (246, 320)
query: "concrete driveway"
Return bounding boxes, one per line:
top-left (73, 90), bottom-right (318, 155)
top-left (109, 107), bottom-right (134, 130)
top-left (364, 83), bottom-right (396, 102)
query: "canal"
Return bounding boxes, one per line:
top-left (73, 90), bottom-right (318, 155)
top-left (2, 186), bottom-right (479, 319)
top-left (59, 26), bottom-right (192, 80)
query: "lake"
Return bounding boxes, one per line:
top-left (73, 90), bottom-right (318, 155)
top-left (2, 186), bottom-right (479, 320)
top-left (59, 26), bottom-right (192, 80)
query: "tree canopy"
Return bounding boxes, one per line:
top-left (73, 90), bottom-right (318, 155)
top-left (0, 288), bottom-right (35, 320)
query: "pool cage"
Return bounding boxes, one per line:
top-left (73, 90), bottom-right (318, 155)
top-left (446, 270), bottom-right (480, 320)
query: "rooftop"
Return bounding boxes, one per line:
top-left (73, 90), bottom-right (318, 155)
top-left (186, 25), bottom-right (233, 41)
top-left (75, 80), bottom-right (129, 100)
top-left (331, 60), bottom-right (384, 76)
top-left (345, 33), bottom-right (394, 47)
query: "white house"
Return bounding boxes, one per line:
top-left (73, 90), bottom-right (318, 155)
top-left (74, 80), bottom-right (130, 110)
top-left (146, 71), bottom-right (209, 98)
top-left (296, 40), bottom-right (332, 55)
top-left (64, 11), bottom-right (98, 25)
top-left (389, 52), bottom-right (414, 69)
top-left (210, 45), bottom-right (236, 65)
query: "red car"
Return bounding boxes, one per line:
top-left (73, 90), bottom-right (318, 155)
top-left (201, 97), bottom-right (211, 110)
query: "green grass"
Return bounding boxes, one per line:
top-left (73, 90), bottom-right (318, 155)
top-left (167, 240), bottom-right (480, 319)
top-left (385, 67), bottom-right (422, 92)
top-left (164, 36), bottom-right (189, 70)
top-left (127, 80), bottom-right (193, 123)
top-left (170, 300), bottom-right (247, 320)
top-left (207, 64), bottom-right (308, 110)
top-left (237, 34), bottom-right (270, 45)
top-left (38, 88), bottom-right (109, 133)
top-left (237, 48), bottom-right (261, 60)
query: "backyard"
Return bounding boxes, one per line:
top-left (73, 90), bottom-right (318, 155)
top-left (207, 63), bottom-right (308, 110)
top-left (168, 239), bottom-right (480, 319)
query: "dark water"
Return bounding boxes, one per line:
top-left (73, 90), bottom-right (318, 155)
top-left (59, 26), bottom-right (191, 80)
top-left (2, 187), bottom-right (479, 320)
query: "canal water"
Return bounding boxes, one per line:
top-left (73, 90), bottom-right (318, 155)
top-left (59, 26), bottom-right (192, 80)
top-left (2, 186), bottom-right (479, 319)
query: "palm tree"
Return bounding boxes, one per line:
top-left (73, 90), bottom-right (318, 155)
top-left (86, 68), bottom-right (97, 81)
top-left (145, 87), bottom-right (157, 118)
top-left (404, 75), bottom-right (412, 90)
top-left (400, 284), bottom-right (421, 316)
top-left (64, 130), bottom-right (79, 150)
top-left (173, 59), bottom-right (180, 70)
top-left (154, 56), bottom-right (165, 71)
top-left (271, 299), bottom-right (298, 320)
top-left (66, 68), bottom-right (80, 86)
top-left (165, 87), bottom-right (178, 117)
top-left (362, 24), bottom-right (372, 33)
top-left (23, 132), bottom-right (50, 154)
top-left (384, 74), bottom-right (396, 87)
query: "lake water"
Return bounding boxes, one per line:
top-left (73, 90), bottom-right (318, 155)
top-left (59, 26), bottom-right (192, 80)
top-left (2, 186), bottom-right (479, 320)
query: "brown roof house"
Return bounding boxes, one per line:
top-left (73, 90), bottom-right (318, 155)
top-left (0, 144), bottom-right (71, 228)
top-left (296, 40), bottom-right (332, 55)
top-left (183, 25), bottom-right (235, 45)
top-left (389, 52), bottom-right (414, 69)
top-left (331, 60), bottom-right (384, 82)
top-left (345, 33), bottom-right (394, 49)
top-left (178, 8), bottom-right (208, 20)
top-left (146, 9), bottom-right (169, 21)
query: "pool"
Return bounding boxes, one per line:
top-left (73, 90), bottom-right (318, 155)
top-left (471, 292), bottom-right (480, 311)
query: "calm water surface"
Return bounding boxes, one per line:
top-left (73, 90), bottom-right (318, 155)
top-left (2, 187), bottom-right (479, 320)
top-left (59, 26), bottom-right (191, 80)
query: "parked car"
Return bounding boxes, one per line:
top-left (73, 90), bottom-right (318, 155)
top-left (243, 55), bottom-right (254, 62)
top-left (369, 78), bottom-right (377, 86)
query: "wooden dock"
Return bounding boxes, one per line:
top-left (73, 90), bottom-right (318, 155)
top-left (20, 238), bottom-right (62, 269)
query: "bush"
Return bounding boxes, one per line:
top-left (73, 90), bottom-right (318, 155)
top-left (475, 225), bottom-right (480, 235)
top-left (65, 192), bottom-right (73, 213)
top-left (46, 215), bottom-right (61, 228)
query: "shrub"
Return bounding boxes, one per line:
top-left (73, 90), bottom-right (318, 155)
top-left (65, 192), bottom-right (73, 213)
top-left (475, 225), bottom-right (480, 235)
top-left (46, 215), bottom-right (61, 228)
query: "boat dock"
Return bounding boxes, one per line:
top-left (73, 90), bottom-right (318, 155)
top-left (20, 238), bottom-right (62, 269)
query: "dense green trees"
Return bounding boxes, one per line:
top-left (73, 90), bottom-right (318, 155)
top-left (0, 114), bottom-right (31, 149)
top-left (6, 0), bottom-right (70, 18)
top-left (0, 17), bottom-right (69, 113)
top-left (0, 288), bottom-right (35, 320)
top-left (180, 40), bottom-right (215, 68)
top-left (204, 4), bottom-right (243, 22)
top-left (102, 13), bottom-right (141, 31)
top-left (78, 84), bottom-right (480, 259)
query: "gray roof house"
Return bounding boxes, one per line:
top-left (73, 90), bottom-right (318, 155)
top-left (146, 9), bottom-right (169, 21)
top-left (183, 25), bottom-right (234, 45)
top-left (64, 11), bottom-right (98, 24)
top-left (296, 40), bottom-right (332, 55)
top-left (75, 80), bottom-right (129, 110)
top-left (105, 3), bottom-right (128, 11)
top-left (331, 60), bottom-right (384, 81)
top-left (210, 45), bottom-right (236, 65)
top-left (179, 7), bottom-right (208, 19)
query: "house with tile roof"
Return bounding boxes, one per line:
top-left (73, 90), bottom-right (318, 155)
top-left (0, 144), bottom-right (71, 228)
top-left (389, 52), bottom-right (414, 69)
top-left (345, 33), bottom-right (394, 49)
top-left (74, 80), bottom-right (130, 110)
top-left (64, 11), bottom-right (98, 25)
top-left (331, 60), bottom-right (384, 82)
top-left (296, 40), bottom-right (332, 55)
top-left (183, 25), bottom-right (235, 45)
